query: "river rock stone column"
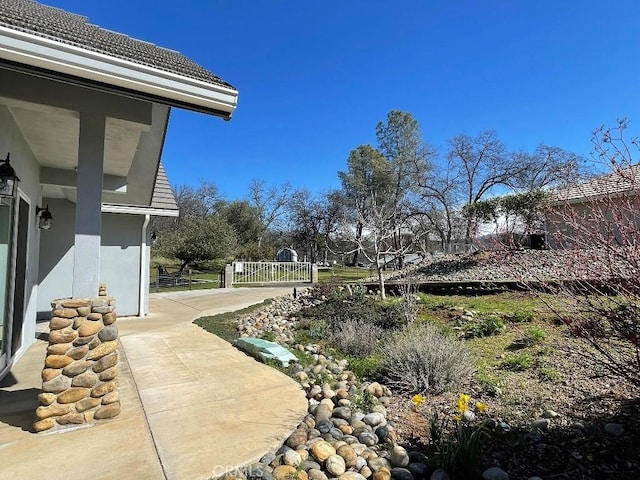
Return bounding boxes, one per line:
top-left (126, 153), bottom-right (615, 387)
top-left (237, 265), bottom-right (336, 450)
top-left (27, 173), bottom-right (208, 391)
top-left (34, 296), bottom-right (120, 433)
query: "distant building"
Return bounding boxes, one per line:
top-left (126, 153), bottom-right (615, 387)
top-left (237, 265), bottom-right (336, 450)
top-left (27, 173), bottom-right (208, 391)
top-left (276, 248), bottom-right (298, 262)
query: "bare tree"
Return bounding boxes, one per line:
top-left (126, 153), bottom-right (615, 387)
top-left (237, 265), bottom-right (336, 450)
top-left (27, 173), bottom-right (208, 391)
top-left (523, 119), bottom-right (640, 387)
top-left (248, 179), bottom-right (292, 248)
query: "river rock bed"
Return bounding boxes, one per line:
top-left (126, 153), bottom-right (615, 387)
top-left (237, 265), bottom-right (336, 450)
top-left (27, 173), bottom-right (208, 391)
top-left (226, 290), bottom-right (521, 480)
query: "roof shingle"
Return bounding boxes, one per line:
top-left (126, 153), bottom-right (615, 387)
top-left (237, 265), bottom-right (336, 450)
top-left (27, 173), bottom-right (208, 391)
top-left (0, 0), bottom-right (236, 90)
top-left (552, 164), bottom-right (640, 203)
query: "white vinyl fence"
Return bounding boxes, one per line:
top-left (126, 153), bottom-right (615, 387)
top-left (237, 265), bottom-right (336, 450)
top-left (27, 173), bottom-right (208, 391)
top-left (231, 261), bottom-right (312, 285)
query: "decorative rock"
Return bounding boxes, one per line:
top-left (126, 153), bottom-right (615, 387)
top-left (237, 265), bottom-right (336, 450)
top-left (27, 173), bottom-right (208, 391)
top-left (462, 410), bottom-right (476, 423)
top-left (542, 410), bottom-right (558, 418)
top-left (33, 418), bottom-right (56, 432)
top-left (340, 473), bottom-right (367, 480)
top-left (103, 312), bottom-right (117, 325)
top-left (390, 446), bottom-right (409, 468)
top-left (63, 360), bottom-right (93, 377)
top-left (76, 397), bottom-right (101, 412)
top-left (532, 419), bottom-right (550, 432)
top-left (337, 445), bottom-right (358, 468)
top-left (94, 402), bottom-right (121, 419)
top-left (430, 469), bottom-right (449, 480)
top-left (314, 402), bottom-right (333, 422)
top-left (98, 366), bottom-right (118, 382)
top-left (283, 449), bottom-right (302, 467)
top-left (301, 460), bottom-right (321, 471)
top-left (308, 469), bottom-right (328, 480)
top-left (42, 374), bottom-right (71, 393)
top-left (91, 380), bottom-right (118, 397)
top-left (245, 463), bottom-right (275, 480)
top-left (66, 345), bottom-right (90, 360)
top-left (333, 407), bottom-right (352, 420)
top-left (87, 340), bottom-right (118, 360)
top-left (287, 429), bottom-right (309, 448)
top-left (326, 454), bottom-right (346, 477)
top-left (316, 419), bottom-right (332, 434)
top-left (41, 368), bottom-right (61, 382)
top-left (360, 466), bottom-right (373, 479)
top-left (369, 458), bottom-right (392, 472)
top-left (93, 352), bottom-right (118, 373)
top-left (407, 463), bottom-right (428, 480)
top-left (47, 342), bottom-right (72, 355)
top-left (73, 317), bottom-right (86, 329)
top-left (57, 412), bottom-right (85, 425)
top-left (61, 299), bottom-right (90, 308)
top-left (102, 391), bottom-right (120, 405)
top-left (363, 413), bottom-right (385, 427)
top-left (482, 467), bottom-right (510, 480)
top-left (38, 392), bottom-right (57, 406)
top-left (359, 432), bottom-right (378, 447)
top-left (375, 426), bottom-right (389, 443)
top-left (73, 335), bottom-right (96, 346)
top-left (49, 317), bottom-right (73, 330)
top-left (53, 308), bottom-right (78, 319)
top-left (604, 423), bottom-right (624, 436)
top-left (36, 403), bottom-right (72, 420)
top-left (78, 319), bottom-right (104, 337)
top-left (87, 313), bottom-right (103, 321)
top-left (58, 387), bottom-right (90, 404)
top-left (98, 325), bottom-right (118, 342)
top-left (72, 371), bottom-right (98, 388)
top-left (367, 382), bottom-right (384, 398)
top-left (45, 354), bottom-right (74, 369)
top-left (390, 468), bottom-right (413, 480)
top-left (408, 452), bottom-right (427, 464)
top-left (310, 441), bottom-right (335, 462)
top-left (77, 307), bottom-right (91, 316)
top-left (273, 465), bottom-right (298, 480)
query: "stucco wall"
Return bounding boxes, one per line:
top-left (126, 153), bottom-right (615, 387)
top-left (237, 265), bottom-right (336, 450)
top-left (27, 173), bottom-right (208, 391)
top-left (38, 204), bottom-right (145, 317)
top-left (100, 213), bottom-right (145, 316)
top-left (0, 105), bottom-right (43, 367)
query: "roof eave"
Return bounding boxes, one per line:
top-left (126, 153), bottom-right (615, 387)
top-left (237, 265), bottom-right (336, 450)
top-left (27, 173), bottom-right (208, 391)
top-left (0, 25), bottom-right (238, 119)
top-left (102, 203), bottom-right (179, 217)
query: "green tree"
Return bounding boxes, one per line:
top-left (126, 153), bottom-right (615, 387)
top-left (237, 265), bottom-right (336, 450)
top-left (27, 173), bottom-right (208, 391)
top-left (156, 215), bottom-right (237, 270)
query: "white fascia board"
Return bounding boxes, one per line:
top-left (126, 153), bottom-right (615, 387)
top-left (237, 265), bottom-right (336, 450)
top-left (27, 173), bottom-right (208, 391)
top-left (102, 204), bottom-right (179, 217)
top-left (0, 26), bottom-right (238, 117)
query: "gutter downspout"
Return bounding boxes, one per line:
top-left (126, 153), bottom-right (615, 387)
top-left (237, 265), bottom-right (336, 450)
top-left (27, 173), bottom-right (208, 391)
top-left (139, 214), bottom-right (150, 317)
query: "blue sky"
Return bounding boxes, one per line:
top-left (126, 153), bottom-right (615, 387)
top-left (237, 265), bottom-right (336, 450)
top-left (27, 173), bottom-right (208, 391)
top-left (44, 1), bottom-right (640, 200)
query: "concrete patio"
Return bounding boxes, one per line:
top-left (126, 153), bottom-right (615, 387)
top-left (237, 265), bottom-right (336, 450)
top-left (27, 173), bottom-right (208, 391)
top-left (0, 287), bottom-right (307, 480)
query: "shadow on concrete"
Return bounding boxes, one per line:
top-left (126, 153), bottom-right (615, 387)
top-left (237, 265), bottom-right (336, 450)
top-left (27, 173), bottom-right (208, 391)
top-left (0, 387), bottom-right (39, 433)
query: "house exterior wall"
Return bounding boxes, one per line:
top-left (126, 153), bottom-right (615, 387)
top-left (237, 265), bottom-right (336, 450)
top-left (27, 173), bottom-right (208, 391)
top-left (100, 213), bottom-right (145, 316)
top-left (38, 203), bottom-right (146, 317)
top-left (0, 105), bottom-right (43, 369)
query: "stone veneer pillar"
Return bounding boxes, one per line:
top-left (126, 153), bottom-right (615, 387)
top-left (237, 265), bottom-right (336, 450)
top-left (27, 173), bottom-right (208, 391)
top-left (34, 291), bottom-right (120, 433)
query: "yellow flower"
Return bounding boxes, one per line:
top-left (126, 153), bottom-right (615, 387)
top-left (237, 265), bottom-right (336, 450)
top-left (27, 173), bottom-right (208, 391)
top-left (411, 394), bottom-right (425, 409)
top-left (476, 401), bottom-right (488, 413)
top-left (451, 413), bottom-right (462, 422)
top-left (456, 393), bottom-right (470, 413)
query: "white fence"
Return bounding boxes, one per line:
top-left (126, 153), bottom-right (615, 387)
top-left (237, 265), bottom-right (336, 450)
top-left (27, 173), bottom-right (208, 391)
top-left (231, 261), bottom-right (312, 285)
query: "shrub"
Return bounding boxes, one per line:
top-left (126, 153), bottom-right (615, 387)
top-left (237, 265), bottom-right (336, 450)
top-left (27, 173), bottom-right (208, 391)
top-left (329, 319), bottom-right (383, 357)
top-left (348, 354), bottom-right (384, 380)
top-left (381, 323), bottom-right (474, 394)
top-left (462, 315), bottom-right (505, 338)
top-left (523, 325), bottom-right (547, 345)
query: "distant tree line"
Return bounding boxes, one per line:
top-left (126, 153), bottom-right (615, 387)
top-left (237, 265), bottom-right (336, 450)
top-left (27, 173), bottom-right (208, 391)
top-left (151, 110), bottom-right (588, 279)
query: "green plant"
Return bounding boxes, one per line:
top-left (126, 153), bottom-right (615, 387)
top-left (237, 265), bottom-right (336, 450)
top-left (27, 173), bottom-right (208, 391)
top-left (523, 325), bottom-right (547, 345)
top-left (348, 355), bottom-right (383, 380)
top-left (349, 387), bottom-right (378, 412)
top-left (505, 310), bottom-right (535, 323)
top-left (539, 366), bottom-right (562, 383)
top-left (463, 315), bottom-right (505, 338)
top-left (500, 352), bottom-right (535, 371)
top-left (381, 323), bottom-right (474, 394)
top-left (476, 371), bottom-right (502, 396)
top-left (261, 331), bottom-right (276, 342)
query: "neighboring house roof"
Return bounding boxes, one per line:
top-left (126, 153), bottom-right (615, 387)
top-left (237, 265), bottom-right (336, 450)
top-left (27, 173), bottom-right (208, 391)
top-left (0, 0), bottom-right (238, 117)
top-left (551, 164), bottom-right (640, 205)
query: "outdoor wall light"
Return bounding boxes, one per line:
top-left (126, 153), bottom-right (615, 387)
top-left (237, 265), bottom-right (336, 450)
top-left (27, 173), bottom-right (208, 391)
top-left (0, 152), bottom-right (20, 199)
top-left (36, 205), bottom-right (53, 230)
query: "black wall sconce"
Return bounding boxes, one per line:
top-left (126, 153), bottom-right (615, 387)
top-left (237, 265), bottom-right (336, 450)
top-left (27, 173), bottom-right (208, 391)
top-left (36, 205), bottom-right (53, 230)
top-left (0, 152), bottom-right (20, 199)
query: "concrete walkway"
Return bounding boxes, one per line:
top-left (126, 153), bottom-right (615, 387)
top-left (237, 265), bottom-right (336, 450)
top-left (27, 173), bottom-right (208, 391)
top-left (0, 287), bottom-right (308, 480)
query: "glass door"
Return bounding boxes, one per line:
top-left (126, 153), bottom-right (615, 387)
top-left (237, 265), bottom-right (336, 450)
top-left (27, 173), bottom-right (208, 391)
top-left (0, 196), bottom-right (15, 371)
